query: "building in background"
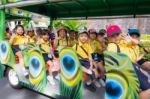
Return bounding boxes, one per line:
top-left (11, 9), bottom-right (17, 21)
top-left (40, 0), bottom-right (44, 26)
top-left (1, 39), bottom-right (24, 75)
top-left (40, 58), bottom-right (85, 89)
top-left (87, 18), bottom-right (149, 34)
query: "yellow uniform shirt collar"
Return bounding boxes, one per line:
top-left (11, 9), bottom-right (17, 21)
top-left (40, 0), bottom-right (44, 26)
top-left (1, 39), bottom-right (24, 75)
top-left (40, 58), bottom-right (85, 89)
top-left (78, 41), bottom-right (88, 46)
top-left (16, 35), bottom-right (24, 38)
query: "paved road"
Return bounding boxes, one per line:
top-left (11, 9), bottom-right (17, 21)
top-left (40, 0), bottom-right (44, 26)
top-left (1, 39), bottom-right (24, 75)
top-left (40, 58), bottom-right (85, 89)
top-left (0, 78), bottom-right (51, 99)
top-left (0, 78), bottom-right (105, 99)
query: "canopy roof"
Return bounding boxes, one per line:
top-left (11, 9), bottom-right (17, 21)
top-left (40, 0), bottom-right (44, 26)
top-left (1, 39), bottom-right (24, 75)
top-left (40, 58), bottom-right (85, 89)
top-left (1, 0), bottom-right (150, 19)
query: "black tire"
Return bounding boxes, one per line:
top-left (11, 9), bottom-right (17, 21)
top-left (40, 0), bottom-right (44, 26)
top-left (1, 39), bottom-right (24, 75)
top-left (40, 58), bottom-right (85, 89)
top-left (6, 67), bottom-right (22, 89)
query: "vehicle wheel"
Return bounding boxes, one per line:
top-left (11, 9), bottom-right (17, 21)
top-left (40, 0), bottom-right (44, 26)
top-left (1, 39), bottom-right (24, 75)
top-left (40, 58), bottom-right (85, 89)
top-left (6, 68), bottom-right (22, 89)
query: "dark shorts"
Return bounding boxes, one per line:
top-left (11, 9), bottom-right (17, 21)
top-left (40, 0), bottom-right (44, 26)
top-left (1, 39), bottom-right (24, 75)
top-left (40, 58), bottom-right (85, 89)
top-left (137, 58), bottom-right (147, 66)
top-left (92, 53), bottom-right (104, 62)
top-left (43, 53), bottom-right (53, 62)
top-left (133, 64), bottom-right (150, 91)
top-left (11, 45), bottom-right (20, 54)
top-left (54, 50), bottom-right (59, 58)
top-left (80, 59), bottom-right (90, 69)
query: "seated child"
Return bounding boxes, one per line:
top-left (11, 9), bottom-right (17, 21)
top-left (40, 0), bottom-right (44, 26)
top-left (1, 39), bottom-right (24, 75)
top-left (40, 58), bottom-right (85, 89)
top-left (9, 25), bottom-right (28, 76)
top-left (73, 27), bottom-right (96, 92)
top-left (69, 30), bottom-right (78, 47)
top-left (106, 25), bottom-right (150, 99)
top-left (88, 28), bottom-right (105, 87)
top-left (37, 29), bottom-right (55, 85)
top-left (52, 50), bottom-right (60, 80)
top-left (26, 29), bottom-right (36, 43)
top-left (5, 27), bottom-right (11, 40)
top-left (54, 26), bottom-right (71, 52)
top-left (97, 29), bottom-right (108, 51)
top-left (128, 29), bottom-right (150, 73)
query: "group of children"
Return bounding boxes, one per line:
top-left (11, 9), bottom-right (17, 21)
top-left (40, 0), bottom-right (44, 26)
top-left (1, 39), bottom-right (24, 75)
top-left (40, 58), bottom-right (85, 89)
top-left (106, 25), bottom-right (150, 99)
top-left (6, 24), bottom-right (150, 98)
top-left (8, 25), bottom-right (60, 85)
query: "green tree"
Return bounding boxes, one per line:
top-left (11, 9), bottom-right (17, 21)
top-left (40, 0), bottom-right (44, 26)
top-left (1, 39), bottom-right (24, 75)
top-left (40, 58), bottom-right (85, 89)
top-left (53, 20), bottom-right (87, 31)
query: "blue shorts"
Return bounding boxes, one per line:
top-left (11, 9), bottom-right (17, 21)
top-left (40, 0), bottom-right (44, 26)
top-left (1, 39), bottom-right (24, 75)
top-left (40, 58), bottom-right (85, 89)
top-left (79, 59), bottom-right (90, 69)
top-left (137, 58), bottom-right (147, 66)
top-left (91, 53), bottom-right (104, 62)
top-left (12, 45), bottom-right (20, 54)
top-left (134, 64), bottom-right (150, 91)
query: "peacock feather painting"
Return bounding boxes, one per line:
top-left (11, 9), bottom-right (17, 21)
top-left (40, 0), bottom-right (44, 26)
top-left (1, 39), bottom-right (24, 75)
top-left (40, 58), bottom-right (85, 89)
top-left (22, 43), bottom-right (47, 92)
top-left (0, 40), bottom-right (16, 69)
top-left (59, 47), bottom-right (83, 99)
top-left (104, 51), bottom-right (140, 99)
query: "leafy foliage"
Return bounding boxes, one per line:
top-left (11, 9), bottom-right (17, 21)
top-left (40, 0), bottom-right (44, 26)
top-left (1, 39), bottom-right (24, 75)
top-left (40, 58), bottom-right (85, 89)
top-left (140, 34), bottom-right (150, 60)
top-left (141, 34), bottom-right (150, 40)
top-left (53, 20), bottom-right (87, 31)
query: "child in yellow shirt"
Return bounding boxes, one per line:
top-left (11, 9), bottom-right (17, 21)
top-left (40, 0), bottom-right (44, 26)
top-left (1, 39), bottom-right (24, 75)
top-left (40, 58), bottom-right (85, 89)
top-left (73, 27), bottom-right (93, 73)
top-left (106, 25), bottom-right (139, 62)
top-left (69, 30), bottom-right (78, 47)
top-left (37, 29), bottom-right (56, 85)
top-left (26, 29), bottom-right (36, 43)
top-left (9, 25), bottom-right (28, 76)
top-left (128, 29), bottom-right (150, 73)
top-left (54, 26), bottom-right (71, 52)
top-left (73, 27), bottom-right (98, 91)
top-left (5, 27), bottom-right (11, 40)
top-left (88, 28), bottom-right (105, 87)
top-left (97, 29), bottom-right (108, 52)
top-left (106, 25), bottom-right (150, 98)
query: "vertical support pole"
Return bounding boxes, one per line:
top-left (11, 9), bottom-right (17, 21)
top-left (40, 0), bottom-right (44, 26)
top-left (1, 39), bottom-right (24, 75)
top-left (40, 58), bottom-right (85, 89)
top-left (0, 9), bottom-right (6, 40)
top-left (0, 0), bottom-right (6, 40)
top-left (0, 0), bottom-right (6, 79)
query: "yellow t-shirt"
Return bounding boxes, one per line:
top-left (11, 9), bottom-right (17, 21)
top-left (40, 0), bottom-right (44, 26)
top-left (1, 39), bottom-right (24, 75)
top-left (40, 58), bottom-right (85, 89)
top-left (40, 41), bottom-right (51, 53)
top-left (70, 38), bottom-right (77, 47)
top-left (107, 43), bottom-right (118, 53)
top-left (58, 38), bottom-right (68, 46)
top-left (107, 40), bottom-right (140, 62)
top-left (11, 35), bottom-right (28, 45)
top-left (90, 40), bottom-right (103, 54)
top-left (27, 36), bottom-right (36, 43)
top-left (128, 46), bottom-right (140, 62)
top-left (56, 38), bottom-right (70, 51)
top-left (73, 41), bottom-right (92, 59)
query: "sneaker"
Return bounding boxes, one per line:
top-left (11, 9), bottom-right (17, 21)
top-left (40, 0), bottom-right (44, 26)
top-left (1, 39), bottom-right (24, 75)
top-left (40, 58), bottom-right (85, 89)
top-left (55, 74), bottom-right (60, 80)
top-left (22, 68), bottom-right (29, 76)
top-left (86, 80), bottom-right (92, 85)
top-left (87, 70), bottom-right (92, 75)
top-left (99, 79), bottom-right (106, 87)
top-left (94, 80), bottom-right (101, 88)
top-left (47, 76), bottom-right (55, 85)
